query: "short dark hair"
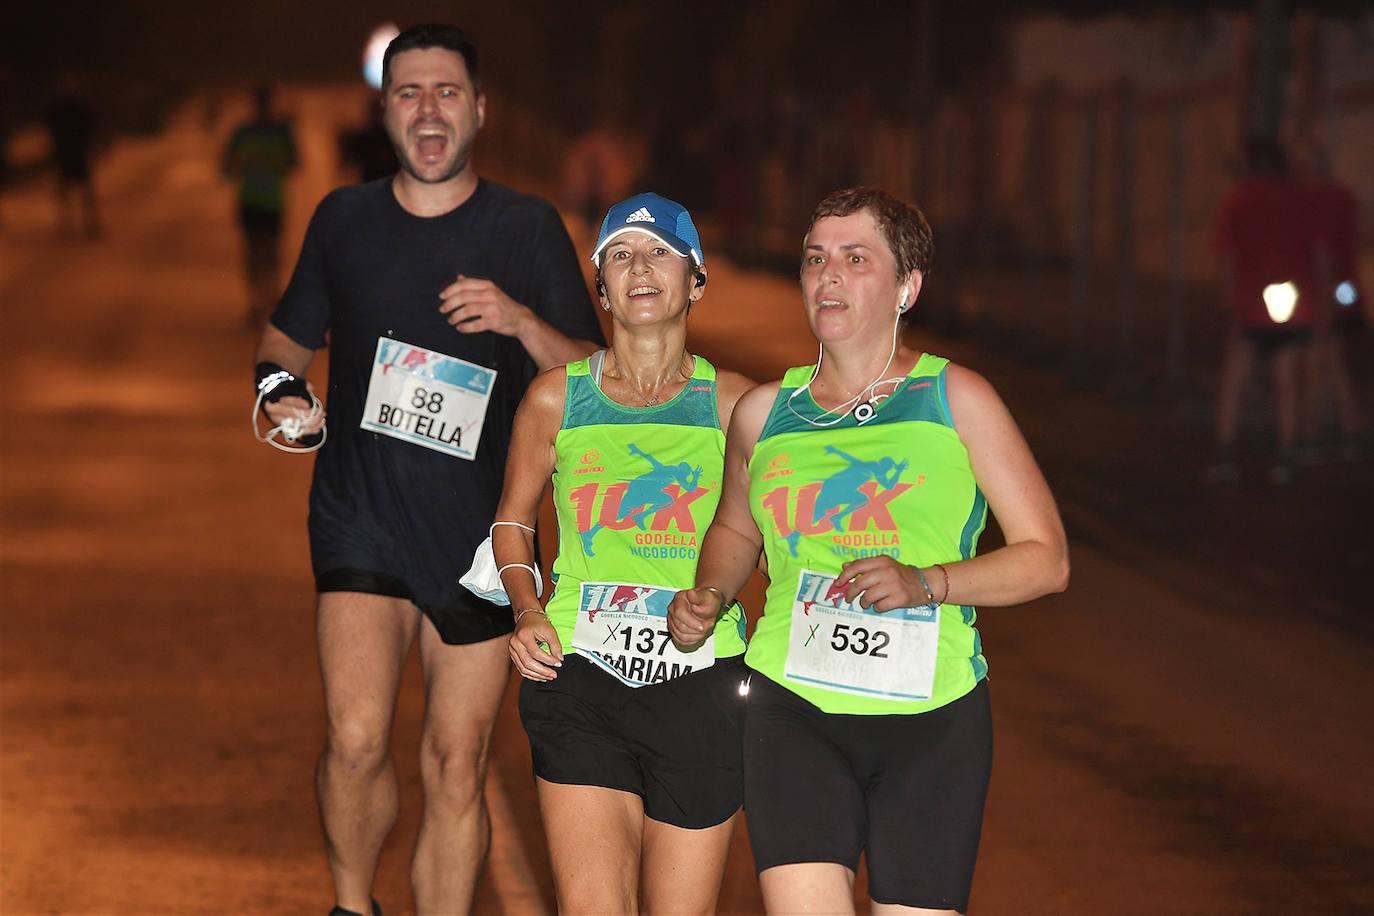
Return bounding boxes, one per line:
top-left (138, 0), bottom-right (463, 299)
top-left (805, 187), bottom-right (934, 279)
top-left (382, 24), bottom-right (480, 94)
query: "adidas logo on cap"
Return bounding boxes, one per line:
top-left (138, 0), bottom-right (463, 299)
top-left (591, 193), bottom-right (703, 267)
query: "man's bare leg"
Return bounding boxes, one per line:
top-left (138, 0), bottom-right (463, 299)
top-left (316, 592), bottom-right (420, 914)
top-left (1272, 344), bottom-right (1302, 453)
top-left (410, 620), bottom-right (510, 914)
top-left (1215, 332), bottom-right (1255, 450)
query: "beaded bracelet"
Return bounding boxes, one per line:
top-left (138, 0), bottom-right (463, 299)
top-left (932, 563), bottom-right (950, 605)
top-left (910, 565), bottom-right (937, 607)
top-left (514, 607), bottom-right (546, 625)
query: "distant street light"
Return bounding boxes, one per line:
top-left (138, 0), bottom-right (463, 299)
top-left (363, 23), bottom-right (400, 90)
top-left (1262, 281), bottom-right (1298, 324)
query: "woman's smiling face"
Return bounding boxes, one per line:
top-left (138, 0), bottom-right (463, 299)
top-left (599, 231), bottom-right (700, 324)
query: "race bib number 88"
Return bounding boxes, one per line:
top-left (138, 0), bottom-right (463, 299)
top-left (784, 569), bottom-right (939, 701)
top-left (361, 338), bottom-right (496, 460)
top-left (572, 581), bottom-right (714, 688)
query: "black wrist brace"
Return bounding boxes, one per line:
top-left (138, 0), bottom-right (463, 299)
top-left (255, 361), bottom-right (311, 406)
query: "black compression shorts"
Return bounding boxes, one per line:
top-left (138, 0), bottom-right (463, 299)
top-left (743, 674), bottom-right (992, 912)
top-left (519, 653), bottom-right (748, 829)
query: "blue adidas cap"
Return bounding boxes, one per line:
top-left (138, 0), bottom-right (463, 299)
top-left (590, 192), bottom-right (704, 267)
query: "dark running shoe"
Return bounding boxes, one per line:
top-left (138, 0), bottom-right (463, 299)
top-left (328, 900), bottom-right (381, 916)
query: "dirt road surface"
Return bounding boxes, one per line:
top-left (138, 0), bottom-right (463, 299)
top-left (3, 87), bottom-right (1371, 914)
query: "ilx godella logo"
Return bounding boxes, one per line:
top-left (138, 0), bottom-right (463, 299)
top-left (572, 443), bottom-right (712, 558)
top-left (758, 445), bottom-right (914, 559)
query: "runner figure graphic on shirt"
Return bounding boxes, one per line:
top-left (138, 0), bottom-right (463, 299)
top-left (784, 445), bottom-right (908, 555)
top-left (581, 443), bottom-right (703, 556)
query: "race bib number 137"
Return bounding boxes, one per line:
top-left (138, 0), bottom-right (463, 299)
top-left (361, 338), bottom-right (496, 461)
top-left (572, 581), bottom-right (714, 688)
top-left (784, 569), bottom-right (939, 701)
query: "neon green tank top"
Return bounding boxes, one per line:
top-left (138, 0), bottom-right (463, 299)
top-left (546, 354), bottom-right (747, 686)
top-left (744, 354), bottom-right (987, 714)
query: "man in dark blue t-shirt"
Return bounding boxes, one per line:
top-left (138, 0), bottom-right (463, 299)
top-left (252, 24), bottom-right (602, 916)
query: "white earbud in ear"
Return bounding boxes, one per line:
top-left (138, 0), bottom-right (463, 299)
top-left (897, 288), bottom-right (910, 313)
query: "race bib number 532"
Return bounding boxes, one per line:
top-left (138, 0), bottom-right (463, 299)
top-left (784, 569), bottom-right (939, 701)
top-left (361, 338), bottom-right (495, 460)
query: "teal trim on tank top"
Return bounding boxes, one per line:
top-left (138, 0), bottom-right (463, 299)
top-left (956, 487), bottom-right (988, 625)
top-left (564, 354), bottom-right (720, 431)
top-left (932, 358), bottom-right (955, 425)
top-left (758, 354), bottom-right (952, 442)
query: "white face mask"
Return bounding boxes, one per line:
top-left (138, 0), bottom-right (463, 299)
top-left (459, 523), bottom-right (543, 606)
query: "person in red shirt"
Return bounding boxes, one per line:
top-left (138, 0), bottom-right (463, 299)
top-left (1209, 138), bottom-right (1320, 484)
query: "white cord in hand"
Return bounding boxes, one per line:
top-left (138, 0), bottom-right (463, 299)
top-left (252, 388), bottom-right (327, 452)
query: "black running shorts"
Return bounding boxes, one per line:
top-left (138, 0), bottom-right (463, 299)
top-left (315, 567), bottom-right (513, 645)
top-left (743, 674), bottom-right (992, 912)
top-left (519, 653), bottom-right (748, 829)
top-left (1242, 324), bottom-right (1312, 356)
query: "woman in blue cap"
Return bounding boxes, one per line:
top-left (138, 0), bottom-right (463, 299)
top-left (492, 193), bottom-right (755, 913)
